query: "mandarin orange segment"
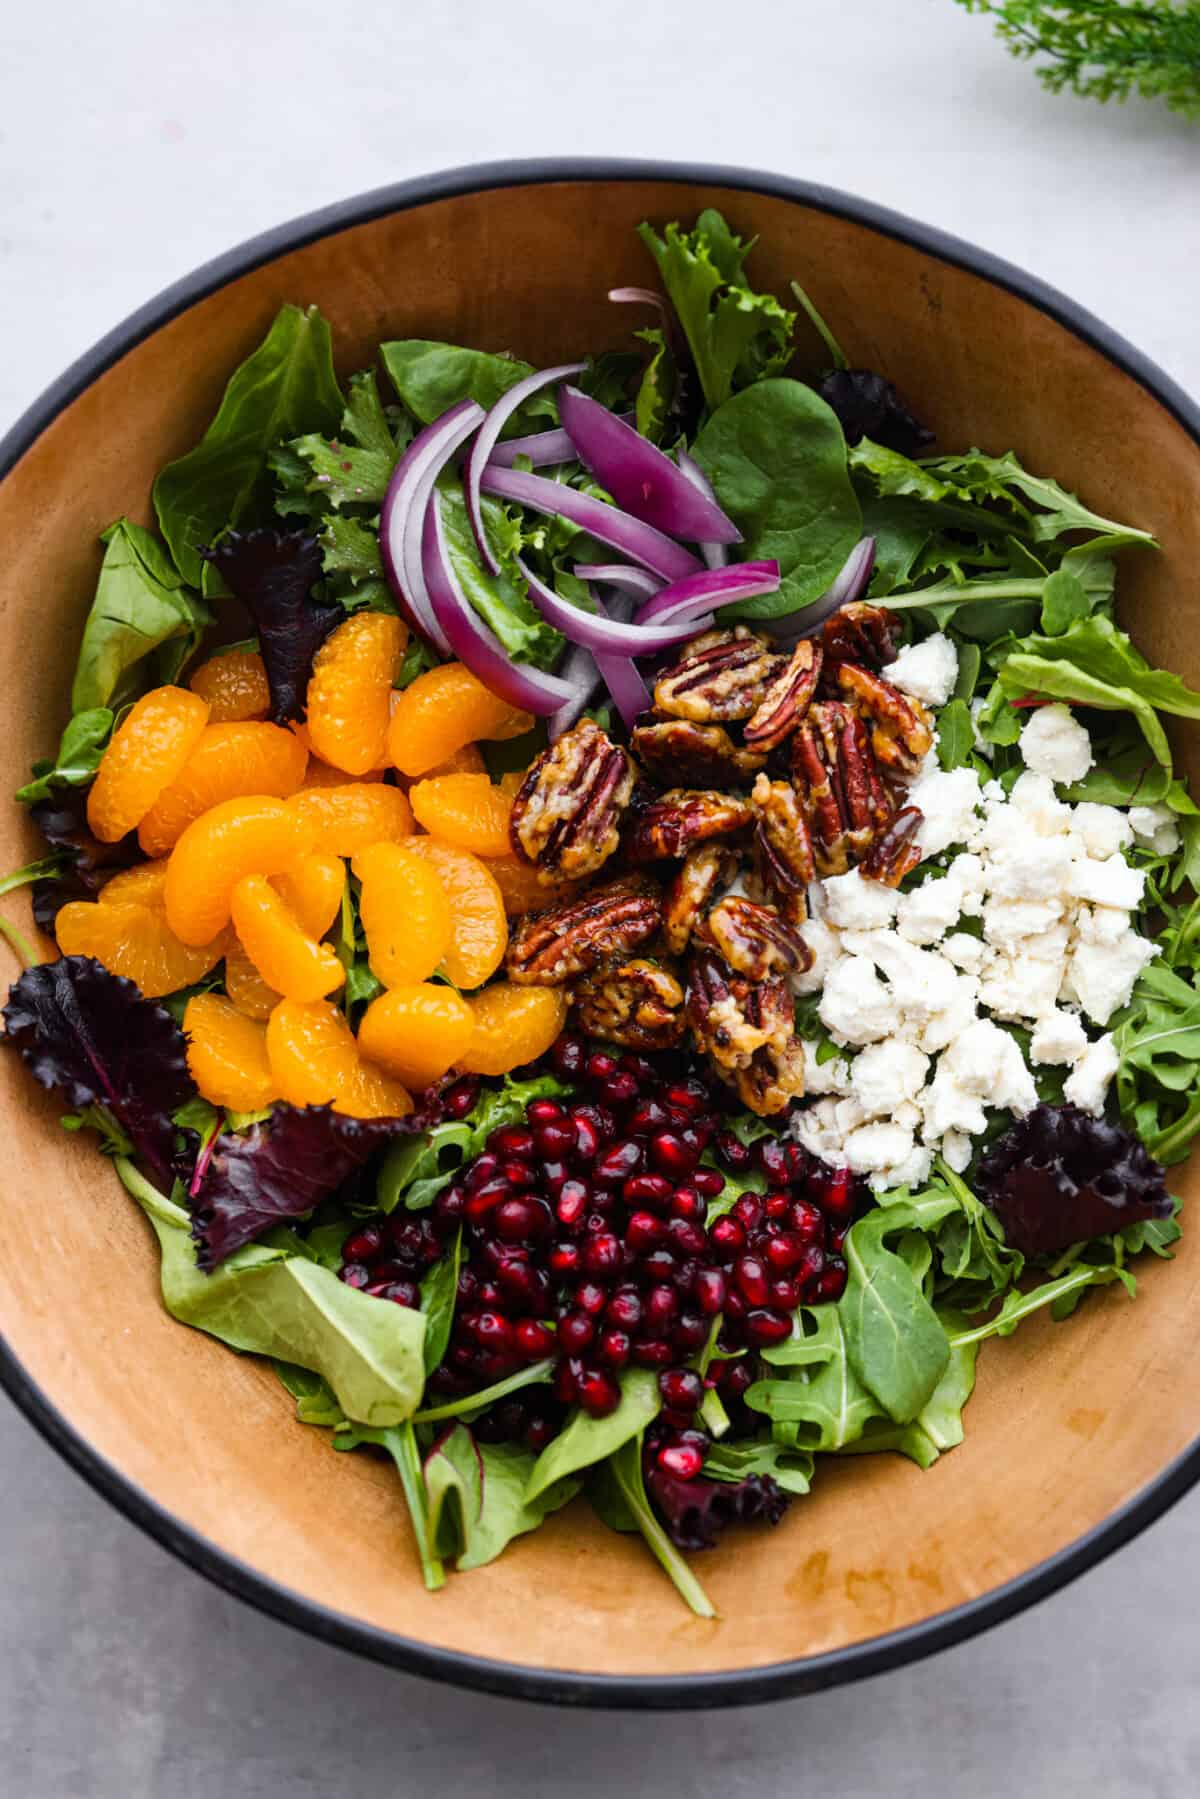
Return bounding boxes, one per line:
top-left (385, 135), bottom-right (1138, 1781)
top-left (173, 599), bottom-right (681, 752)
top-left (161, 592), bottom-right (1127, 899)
top-left (224, 939), bottom-right (281, 1020)
top-left (397, 837), bottom-right (507, 989)
top-left (356, 843), bottom-right (451, 988)
top-left (425, 743), bottom-right (487, 778)
top-left (189, 649), bottom-right (271, 722)
top-left (486, 856), bottom-right (583, 918)
top-left (459, 983), bottom-right (568, 1076)
top-left (87, 687), bottom-right (209, 842)
top-left (358, 984), bottom-right (475, 1090)
top-left (230, 875), bottom-right (345, 1003)
top-left (98, 861), bottom-right (170, 909)
top-left (290, 783), bottom-right (413, 857)
top-left (265, 998), bottom-right (412, 1118)
top-left (273, 854), bottom-right (344, 940)
top-left (137, 721), bottom-right (309, 856)
top-left (305, 612), bottom-right (407, 775)
top-left (164, 796), bottom-right (313, 946)
top-left (183, 993), bottom-right (277, 1111)
top-left (55, 900), bottom-right (228, 998)
top-left (387, 663), bottom-right (533, 777)
top-left (409, 774), bottom-right (513, 858)
top-left (301, 755), bottom-right (384, 788)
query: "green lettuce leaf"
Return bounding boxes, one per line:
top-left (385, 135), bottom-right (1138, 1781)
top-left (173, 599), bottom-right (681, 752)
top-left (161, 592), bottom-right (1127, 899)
top-left (525, 1368), bottom-right (660, 1504)
top-left (70, 520), bottom-right (210, 713)
top-left (380, 341), bottom-right (556, 430)
top-left (424, 1427), bottom-right (579, 1571)
top-left (16, 708), bottom-right (113, 805)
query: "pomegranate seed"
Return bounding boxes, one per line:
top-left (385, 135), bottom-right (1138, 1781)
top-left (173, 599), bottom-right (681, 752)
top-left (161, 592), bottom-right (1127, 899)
top-left (765, 1231), bottom-right (805, 1272)
top-left (768, 1275), bottom-right (802, 1310)
top-left (490, 1124), bottom-right (535, 1159)
top-left (812, 1256), bottom-right (848, 1302)
top-left (541, 1159), bottom-right (571, 1196)
top-left (515, 1319), bottom-right (554, 1359)
top-left (709, 1216), bottom-right (746, 1259)
top-left (625, 1210), bottom-right (664, 1252)
top-left (721, 1361), bottom-right (754, 1400)
top-left (624, 1172), bottom-right (672, 1208)
top-left (644, 1284), bottom-right (678, 1331)
top-left (342, 1226), bottom-right (383, 1263)
top-left (582, 1231), bottom-right (622, 1276)
top-left (787, 1198), bottom-right (824, 1243)
top-left (628, 1099), bottom-right (669, 1137)
top-left (598, 1328), bottom-right (632, 1368)
top-left (605, 1289), bottom-right (643, 1331)
top-left (619, 1051), bottom-right (658, 1084)
top-left (577, 1369), bottom-right (620, 1417)
top-left (659, 1367), bottom-right (704, 1412)
top-left (433, 1185), bottom-right (465, 1228)
top-left (633, 1337), bottom-right (674, 1368)
top-left (665, 1079), bottom-right (708, 1116)
top-left (672, 1311), bottom-right (708, 1352)
top-left (830, 1224), bottom-right (849, 1252)
top-left (572, 1101), bottom-right (615, 1144)
top-left (571, 1115), bottom-right (601, 1162)
top-left (585, 1050), bottom-right (618, 1080)
top-left (595, 1140), bottom-right (642, 1183)
top-left (557, 1310), bottom-right (594, 1353)
top-left (744, 1308), bottom-right (792, 1347)
top-left (574, 1280), bottom-right (608, 1316)
top-left (638, 1248), bottom-right (678, 1284)
top-left (339, 1263), bottom-right (370, 1288)
top-left (527, 1098), bottom-right (564, 1125)
top-left (585, 1208), bottom-right (613, 1234)
top-left (465, 1152), bottom-right (500, 1189)
top-left (549, 1242), bottom-right (581, 1276)
top-left (795, 1244), bottom-right (827, 1290)
top-left (732, 1193), bottom-right (764, 1232)
top-left (556, 1179), bottom-right (591, 1227)
top-left (496, 1258), bottom-right (542, 1312)
top-left (691, 1168), bottom-right (725, 1199)
top-left (456, 1269), bottom-right (479, 1301)
top-left (464, 1179), bottom-right (510, 1225)
top-left (785, 1144), bottom-right (811, 1184)
top-left (474, 1311), bottom-right (515, 1353)
top-left (673, 1256), bottom-right (701, 1293)
top-left (692, 1268), bottom-right (726, 1315)
top-left (763, 1190), bottom-right (790, 1221)
top-left (597, 1072), bottom-right (639, 1108)
top-left (526, 1417), bottom-right (555, 1452)
top-left (756, 1141), bottom-right (791, 1185)
top-left (670, 1188), bottom-right (704, 1222)
top-left (734, 1254), bottom-right (769, 1307)
top-left (723, 1289), bottom-right (747, 1322)
top-left (649, 1131), bottom-right (699, 1178)
top-left (714, 1130), bottom-right (752, 1172)
top-left (818, 1167), bottom-right (858, 1221)
top-left (493, 1196), bottom-right (541, 1242)
top-left (551, 1034), bottom-right (587, 1078)
top-left (666, 1216), bottom-right (707, 1257)
top-left (368, 1259), bottom-right (411, 1286)
top-left (537, 1119), bottom-right (577, 1160)
top-left (554, 1359), bottom-right (580, 1403)
top-left (498, 1157), bottom-right (534, 1187)
top-left (442, 1077), bottom-right (480, 1119)
top-left (657, 1442), bottom-right (704, 1480)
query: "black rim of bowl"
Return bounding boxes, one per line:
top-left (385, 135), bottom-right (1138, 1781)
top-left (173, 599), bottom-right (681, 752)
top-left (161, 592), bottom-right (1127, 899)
top-left (1, 158), bottom-right (1198, 1711)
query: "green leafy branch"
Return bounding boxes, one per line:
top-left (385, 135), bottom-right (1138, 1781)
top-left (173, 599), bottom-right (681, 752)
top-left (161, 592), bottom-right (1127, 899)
top-left (957, 1), bottom-right (1200, 120)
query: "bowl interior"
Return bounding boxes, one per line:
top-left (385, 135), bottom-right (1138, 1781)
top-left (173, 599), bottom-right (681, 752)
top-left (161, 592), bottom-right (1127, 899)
top-left (1, 174), bottom-right (1198, 1692)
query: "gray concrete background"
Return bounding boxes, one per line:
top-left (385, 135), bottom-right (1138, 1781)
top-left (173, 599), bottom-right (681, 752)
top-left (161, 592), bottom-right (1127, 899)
top-left (2, 1), bottom-right (1199, 1791)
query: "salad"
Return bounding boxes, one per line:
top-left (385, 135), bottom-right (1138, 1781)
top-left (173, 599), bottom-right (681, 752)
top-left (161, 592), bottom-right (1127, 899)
top-left (3, 209), bottom-right (1198, 1619)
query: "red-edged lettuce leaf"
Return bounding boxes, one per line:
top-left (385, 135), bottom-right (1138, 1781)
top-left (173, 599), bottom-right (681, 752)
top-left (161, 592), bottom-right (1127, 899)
top-left (29, 790), bottom-right (140, 931)
top-left (199, 529), bottom-right (342, 724)
top-left (3, 956), bottom-right (192, 1187)
top-left (816, 369), bottom-right (933, 455)
top-left (191, 1101), bottom-right (430, 1268)
top-left (644, 1463), bottom-right (789, 1551)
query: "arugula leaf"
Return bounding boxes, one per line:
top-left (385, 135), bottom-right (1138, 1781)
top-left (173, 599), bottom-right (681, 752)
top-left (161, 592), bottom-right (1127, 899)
top-left (936, 699), bottom-right (975, 770)
top-left (16, 709), bottom-right (113, 806)
top-left (1114, 959), bottom-right (1200, 1163)
top-left (424, 1427), bottom-right (579, 1572)
top-left (380, 341), bottom-right (555, 430)
top-left (419, 1227), bottom-right (462, 1374)
top-left (154, 304), bottom-right (344, 587)
top-left (701, 1435), bottom-right (814, 1496)
top-left (637, 210), bottom-right (795, 414)
top-left (748, 1306), bottom-right (881, 1450)
top-left (413, 1358), bottom-right (555, 1426)
top-left (948, 1262), bottom-right (1133, 1347)
top-left (118, 1161), bottom-right (427, 1428)
top-left (525, 1368), bottom-right (660, 1504)
top-left (588, 1437), bottom-right (716, 1618)
top-left (919, 449), bottom-right (1157, 548)
top-left (692, 379), bottom-right (862, 618)
top-left (376, 1071), bottom-right (569, 1213)
top-left (70, 520), bottom-right (210, 713)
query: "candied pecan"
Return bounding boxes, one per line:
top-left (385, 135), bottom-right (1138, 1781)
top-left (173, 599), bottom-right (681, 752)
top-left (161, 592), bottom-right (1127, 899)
top-left (836, 663), bottom-right (933, 777)
top-left (820, 602), bottom-right (900, 672)
top-left (662, 843), bottom-right (733, 956)
top-left (626, 788), bottom-right (753, 863)
top-left (861, 805), bottom-right (924, 887)
top-left (653, 627), bottom-right (784, 723)
top-left (686, 953), bottom-right (804, 1114)
top-left (631, 721), bottom-right (766, 789)
top-left (509, 718), bottom-right (635, 882)
top-left (700, 896), bottom-right (812, 981)
top-left (505, 878), bottom-right (660, 985)
top-left (792, 701), bottom-right (893, 877)
top-left (749, 774), bottom-right (814, 926)
top-left (744, 640), bottom-right (822, 751)
top-left (730, 1034), bottom-right (807, 1116)
top-left (573, 958), bottom-right (686, 1051)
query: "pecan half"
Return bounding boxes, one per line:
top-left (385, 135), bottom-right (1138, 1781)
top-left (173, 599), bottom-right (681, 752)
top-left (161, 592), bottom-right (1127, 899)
top-left (631, 720), bottom-right (766, 789)
top-left (861, 804), bottom-right (924, 887)
top-left (791, 701), bottom-right (893, 876)
top-left (686, 952), bottom-right (804, 1115)
top-left (573, 958), bottom-right (686, 1051)
top-left (731, 1034), bottom-right (807, 1116)
top-left (662, 843), bottom-right (732, 956)
top-left (820, 602), bottom-right (901, 672)
top-left (836, 663), bottom-right (933, 777)
top-left (700, 896), bottom-right (812, 981)
top-left (509, 718), bottom-right (635, 882)
top-left (653, 628), bottom-right (784, 723)
top-left (506, 878), bottom-right (660, 985)
top-left (744, 640), bottom-right (823, 751)
top-left (749, 774), bottom-right (814, 926)
top-left (626, 788), bottom-right (753, 863)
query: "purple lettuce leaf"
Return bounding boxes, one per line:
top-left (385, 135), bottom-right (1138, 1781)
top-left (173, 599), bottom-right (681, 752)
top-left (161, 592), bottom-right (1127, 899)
top-left (190, 1101), bottom-right (431, 1268)
top-left (816, 369), bottom-right (934, 455)
top-left (979, 1103), bottom-right (1171, 1257)
top-left (644, 1463), bottom-right (789, 1551)
top-left (29, 790), bottom-right (140, 931)
top-left (198, 528), bottom-right (343, 724)
top-left (3, 956), bottom-right (192, 1187)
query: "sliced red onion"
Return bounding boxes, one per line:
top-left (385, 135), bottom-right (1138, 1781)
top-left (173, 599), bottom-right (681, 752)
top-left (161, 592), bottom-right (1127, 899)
top-left (380, 398), bottom-right (484, 654)
top-left (763, 537), bottom-right (877, 642)
top-left (517, 558), bottom-right (706, 655)
top-left (608, 286), bottom-right (668, 317)
top-left (596, 645), bottom-right (651, 733)
top-left (676, 450), bottom-right (730, 572)
top-left (466, 362), bottom-right (585, 575)
top-left (558, 386), bottom-right (741, 545)
top-left (633, 561), bottom-right (782, 629)
top-left (573, 563), bottom-right (664, 602)
top-left (488, 412), bottom-right (635, 470)
top-left (479, 465), bottom-right (702, 582)
top-left (549, 641), bottom-right (604, 740)
top-left (421, 494), bottom-right (578, 717)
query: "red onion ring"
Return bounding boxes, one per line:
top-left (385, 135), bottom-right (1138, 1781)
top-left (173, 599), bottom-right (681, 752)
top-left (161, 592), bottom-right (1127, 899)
top-left (466, 362), bottom-right (586, 574)
top-left (479, 465), bottom-right (703, 583)
top-left (517, 558), bottom-right (708, 654)
top-left (633, 561), bottom-right (782, 629)
top-left (676, 450), bottom-right (731, 572)
top-left (380, 398), bottom-right (483, 654)
top-left (558, 386), bottom-right (741, 544)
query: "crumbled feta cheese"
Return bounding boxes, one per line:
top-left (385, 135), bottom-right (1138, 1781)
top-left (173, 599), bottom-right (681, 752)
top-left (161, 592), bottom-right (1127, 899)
top-left (1073, 802), bottom-right (1134, 860)
top-left (885, 632), bottom-right (959, 707)
top-left (921, 1067), bottom-right (988, 1139)
top-left (878, 1143), bottom-right (934, 1191)
top-left (843, 1121), bottom-right (919, 1176)
top-left (802, 1038), bottom-right (852, 1096)
top-left (1009, 771), bottom-right (1073, 838)
top-left (978, 952), bottom-right (1064, 1022)
top-left (1029, 1009), bottom-right (1089, 1066)
top-left (1066, 854), bottom-right (1145, 910)
top-left (792, 917), bottom-right (840, 997)
top-left (1023, 924), bottom-right (1072, 963)
top-left (1074, 904), bottom-right (1132, 945)
top-left (834, 1095), bottom-right (870, 1136)
top-left (1063, 1034), bottom-right (1120, 1115)
top-left (906, 764), bottom-right (983, 856)
top-left (1064, 932), bottom-right (1157, 1026)
top-left (917, 973), bottom-right (980, 1055)
top-left (791, 1099), bottom-right (847, 1165)
top-left (941, 1018), bottom-right (1038, 1115)
top-left (947, 853), bottom-right (987, 914)
top-left (842, 930), bottom-right (962, 1023)
top-left (983, 833), bottom-right (1076, 902)
top-left (1018, 704), bottom-right (1094, 784)
top-left (940, 1130), bottom-right (973, 1174)
top-left (1129, 802), bottom-right (1181, 855)
top-left (896, 876), bottom-right (962, 946)
top-left (892, 1099), bottom-right (923, 1131)
top-left (818, 956), bottom-right (895, 1047)
top-left (969, 697), bottom-right (994, 759)
top-left (850, 1040), bottom-right (930, 1117)
top-left (821, 870), bottom-right (900, 930)
top-left (941, 931), bottom-right (985, 973)
top-left (981, 896), bottom-right (1065, 953)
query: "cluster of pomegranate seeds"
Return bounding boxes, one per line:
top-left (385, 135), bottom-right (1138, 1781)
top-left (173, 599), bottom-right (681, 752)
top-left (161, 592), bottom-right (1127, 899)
top-left (336, 1034), bottom-right (865, 1503)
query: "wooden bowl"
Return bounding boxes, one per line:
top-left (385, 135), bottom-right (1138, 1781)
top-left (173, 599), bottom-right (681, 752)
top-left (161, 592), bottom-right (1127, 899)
top-left (1, 161), bottom-right (1197, 1709)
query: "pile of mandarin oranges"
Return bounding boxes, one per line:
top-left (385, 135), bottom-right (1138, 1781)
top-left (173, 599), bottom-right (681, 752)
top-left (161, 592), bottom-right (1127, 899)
top-left (61, 612), bottom-right (571, 1118)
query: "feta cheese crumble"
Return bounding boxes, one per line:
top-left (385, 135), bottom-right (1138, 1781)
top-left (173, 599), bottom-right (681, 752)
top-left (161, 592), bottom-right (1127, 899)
top-left (885, 632), bottom-right (959, 707)
top-left (1018, 704), bottom-right (1094, 784)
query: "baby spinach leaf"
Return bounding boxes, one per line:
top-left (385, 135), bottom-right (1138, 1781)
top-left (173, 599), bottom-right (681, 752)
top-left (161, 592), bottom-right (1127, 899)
top-left (274, 1361), bottom-right (344, 1426)
top-left (1040, 567), bottom-right (1092, 635)
top-left (419, 1228), bottom-right (462, 1374)
top-left (835, 1313), bottom-right (978, 1467)
top-left (589, 1437), bottom-right (716, 1619)
top-left (936, 699), bottom-right (975, 770)
top-left (525, 1368), bottom-right (660, 1504)
top-left (118, 1159), bottom-right (427, 1427)
top-left (840, 1194), bottom-right (958, 1423)
top-left (692, 379), bottom-right (861, 618)
top-left (337, 1418), bottom-right (444, 1589)
top-left (380, 341), bottom-right (555, 430)
top-left (154, 304), bottom-right (344, 587)
top-left (424, 1427), bottom-right (579, 1572)
top-left (16, 709), bottom-right (113, 806)
top-left (70, 520), bottom-right (210, 713)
